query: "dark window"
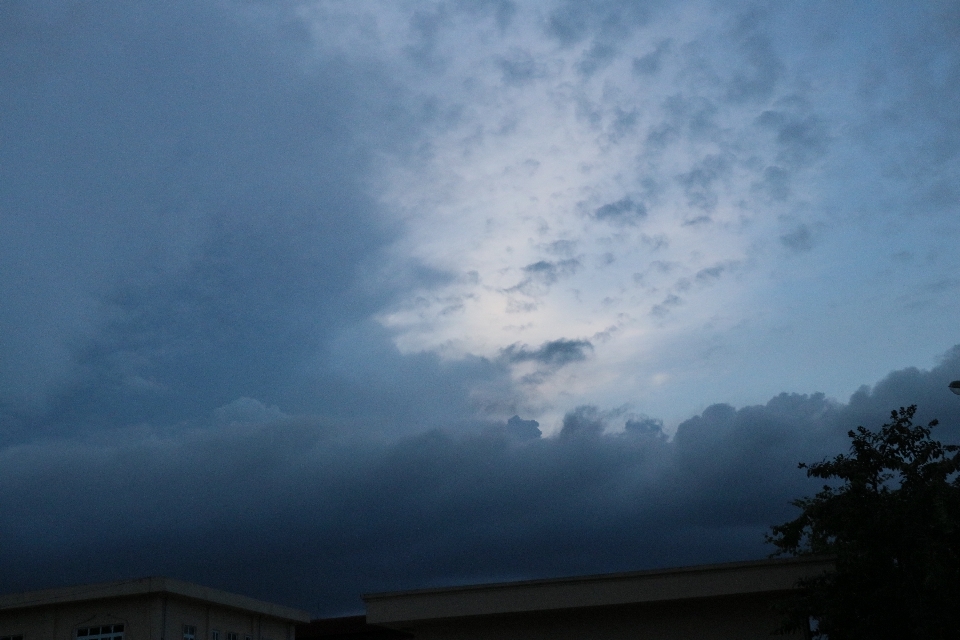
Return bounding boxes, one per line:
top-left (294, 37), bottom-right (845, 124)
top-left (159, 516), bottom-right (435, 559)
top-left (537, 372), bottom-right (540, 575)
top-left (76, 624), bottom-right (124, 640)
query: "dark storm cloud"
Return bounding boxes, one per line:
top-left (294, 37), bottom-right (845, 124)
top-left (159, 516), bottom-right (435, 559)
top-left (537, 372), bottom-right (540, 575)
top-left (624, 416), bottom-right (666, 437)
top-left (632, 40), bottom-right (672, 76)
top-left (4, 347), bottom-right (957, 615)
top-left (454, 0), bottom-right (517, 31)
top-left (0, 0), bottom-right (509, 442)
top-left (780, 224), bottom-right (815, 252)
top-left (497, 48), bottom-right (543, 85)
top-left (544, 0), bottom-right (655, 69)
top-left (722, 8), bottom-right (783, 103)
top-left (694, 264), bottom-right (726, 282)
top-left (594, 197), bottom-right (647, 225)
top-left (523, 259), bottom-right (581, 281)
top-left (847, 1), bottom-right (960, 214)
top-left (652, 95), bottom-right (719, 146)
top-left (753, 165), bottom-right (791, 201)
top-left (576, 42), bottom-right (619, 76)
top-left (506, 259), bottom-right (582, 297)
top-left (506, 415), bottom-right (542, 439)
top-left (558, 405), bottom-right (608, 438)
top-left (502, 338), bottom-right (594, 367)
top-left (677, 154), bottom-right (731, 211)
top-left (638, 4), bottom-right (789, 159)
top-left (406, 6), bottom-right (451, 69)
top-left (757, 109), bottom-right (830, 167)
top-left (840, 345), bottom-right (960, 433)
top-left (3, 0), bottom-right (960, 623)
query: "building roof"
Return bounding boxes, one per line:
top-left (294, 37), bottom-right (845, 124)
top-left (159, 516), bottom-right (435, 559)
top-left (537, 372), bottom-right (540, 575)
top-left (296, 616), bottom-right (410, 639)
top-left (363, 556), bottom-right (833, 624)
top-left (0, 577), bottom-right (310, 623)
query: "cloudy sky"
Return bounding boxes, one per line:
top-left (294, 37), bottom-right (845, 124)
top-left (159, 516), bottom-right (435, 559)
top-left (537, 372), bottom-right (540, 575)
top-left (2, 0), bottom-right (959, 616)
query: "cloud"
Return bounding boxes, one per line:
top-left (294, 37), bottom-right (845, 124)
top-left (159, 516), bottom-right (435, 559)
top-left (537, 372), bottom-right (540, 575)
top-left (502, 338), bottom-right (594, 367)
top-left (651, 293), bottom-right (683, 317)
top-left (506, 414), bottom-right (542, 439)
top-left (364, 0), bottom-right (960, 425)
top-left (2, 0), bottom-right (960, 620)
top-left (757, 110), bottom-right (830, 167)
top-left (722, 8), bottom-right (783, 103)
top-left (624, 416), bottom-right (666, 437)
top-left (0, 0), bottom-right (513, 443)
top-left (559, 405), bottom-right (609, 438)
top-left (780, 224), bottom-right (815, 252)
top-left (505, 259), bottom-right (582, 297)
top-left (3, 348), bottom-right (958, 616)
top-left (632, 39), bottom-right (671, 76)
top-left (497, 48), bottom-right (543, 85)
top-left (576, 42), bottom-right (619, 76)
top-left (754, 165), bottom-right (791, 201)
top-left (214, 398), bottom-right (287, 425)
top-left (694, 263), bottom-right (730, 284)
top-left (593, 197), bottom-right (648, 225)
top-left (522, 259), bottom-right (581, 284)
top-left (676, 154), bottom-right (731, 211)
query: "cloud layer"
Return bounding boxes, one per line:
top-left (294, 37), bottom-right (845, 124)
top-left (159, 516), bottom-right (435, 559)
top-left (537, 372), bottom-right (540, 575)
top-left (308, 0), bottom-right (960, 425)
top-left (2, 347), bottom-right (959, 615)
top-left (2, 0), bottom-right (960, 618)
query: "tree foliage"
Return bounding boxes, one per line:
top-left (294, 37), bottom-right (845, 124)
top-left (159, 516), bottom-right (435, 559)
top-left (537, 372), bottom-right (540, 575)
top-left (768, 406), bottom-right (960, 639)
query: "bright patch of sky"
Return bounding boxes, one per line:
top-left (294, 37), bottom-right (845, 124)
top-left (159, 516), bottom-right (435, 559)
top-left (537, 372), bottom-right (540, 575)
top-left (297, 1), bottom-right (960, 431)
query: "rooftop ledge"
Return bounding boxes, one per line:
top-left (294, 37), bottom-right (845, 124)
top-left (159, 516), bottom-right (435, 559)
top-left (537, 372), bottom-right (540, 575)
top-left (0, 576), bottom-right (310, 623)
top-left (363, 556), bottom-right (834, 625)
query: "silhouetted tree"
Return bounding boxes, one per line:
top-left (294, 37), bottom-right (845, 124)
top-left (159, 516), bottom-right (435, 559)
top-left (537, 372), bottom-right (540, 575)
top-left (768, 406), bottom-right (960, 639)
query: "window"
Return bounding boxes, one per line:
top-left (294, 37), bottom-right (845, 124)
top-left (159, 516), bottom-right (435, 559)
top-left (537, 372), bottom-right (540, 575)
top-left (183, 626), bottom-right (196, 640)
top-left (211, 631), bottom-right (220, 640)
top-left (2, 635), bottom-right (24, 640)
top-left (78, 625), bottom-right (124, 640)
top-left (227, 633), bottom-right (238, 640)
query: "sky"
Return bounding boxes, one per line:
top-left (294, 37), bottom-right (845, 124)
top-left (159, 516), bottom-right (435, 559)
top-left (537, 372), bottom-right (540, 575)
top-left (1, 0), bottom-right (959, 617)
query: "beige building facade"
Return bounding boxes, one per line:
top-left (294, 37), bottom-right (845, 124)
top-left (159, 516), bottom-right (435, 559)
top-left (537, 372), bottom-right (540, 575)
top-left (364, 557), bottom-right (832, 640)
top-left (0, 578), bottom-right (310, 640)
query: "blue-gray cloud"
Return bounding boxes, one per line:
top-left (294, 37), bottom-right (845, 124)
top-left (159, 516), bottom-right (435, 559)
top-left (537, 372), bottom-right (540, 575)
top-left (504, 259), bottom-right (582, 298)
top-left (2, 347), bottom-right (958, 616)
top-left (0, 0), bottom-right (509, 443)
top-left (632, 39), bottom-right (671, 76)
top-left (497, 48), bottom-right (543, 85)
top-left (502, 338), bottom-right (594, 367)
top-left (2, 0), bottom-right (960, 622)
top-left (594, 197), bottom-right (647, 225)
top-left (780, 224), bottom-right (815, 252)
top-left (506, 414), bottom-right (542, 439)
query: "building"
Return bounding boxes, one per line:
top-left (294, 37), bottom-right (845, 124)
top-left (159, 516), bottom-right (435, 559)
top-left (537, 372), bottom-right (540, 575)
top-left (295, 616), bottom-right (407, 640)
top-left (0, 578), bottom-right (310, 640)
top-left (362, 556), bottom-right (832, 639)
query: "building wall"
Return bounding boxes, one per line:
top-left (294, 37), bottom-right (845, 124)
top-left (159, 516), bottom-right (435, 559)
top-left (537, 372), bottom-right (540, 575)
top-left (397, 594), bottom-right (801, 640)
top-left (0, 595), bottom-right (294, 640)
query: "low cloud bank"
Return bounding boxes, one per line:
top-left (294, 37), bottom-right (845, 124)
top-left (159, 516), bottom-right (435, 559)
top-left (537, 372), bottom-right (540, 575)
top-left (2, 347), bottom-right (957, 615)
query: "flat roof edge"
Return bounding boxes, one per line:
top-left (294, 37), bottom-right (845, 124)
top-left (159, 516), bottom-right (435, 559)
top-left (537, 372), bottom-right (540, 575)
top-left (363, 556), bottom-right (835, 625)
top-left (362, 556), bottom-right (833, 602)
top-left (0, 577), bottom-right (310, 623)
